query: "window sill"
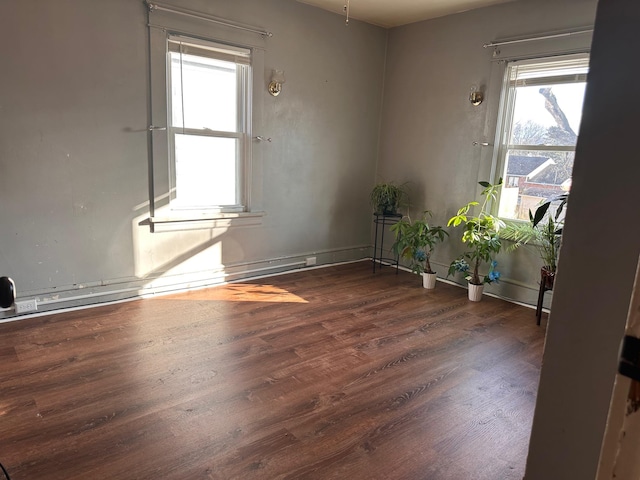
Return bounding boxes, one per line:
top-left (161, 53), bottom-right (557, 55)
top-left (148, 211), bottom-right (265, 232)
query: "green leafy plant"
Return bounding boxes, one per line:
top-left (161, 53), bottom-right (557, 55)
top-left (500, 193), bottom-right (567, 273)
top-left (390, 211), bottom-right (449, 275)
top-left (370, 182), bottom-right (408, 215)
top-left (447, 179), bottom-right (505, 285)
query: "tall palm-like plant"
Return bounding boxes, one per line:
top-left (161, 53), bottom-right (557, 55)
top-left (501, 193), bottom-right (567, 273)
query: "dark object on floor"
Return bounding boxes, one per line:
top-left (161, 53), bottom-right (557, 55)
top-left (0, 277), bottom-right (16, 309)
top-left (0, 461), bottom-right (11, 480)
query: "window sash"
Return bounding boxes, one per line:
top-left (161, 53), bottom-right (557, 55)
top-left (170, 133), bottom-right (244, 212)
top-left (166, 35), bottom-right (251, 212)
top-left (167, 130), bottom-right (246, 210)
top-left (168, 52), bottom-right (249, 134)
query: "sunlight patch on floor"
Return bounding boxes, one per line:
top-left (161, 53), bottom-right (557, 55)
top-left (165, 283), bottom-right (309, 303)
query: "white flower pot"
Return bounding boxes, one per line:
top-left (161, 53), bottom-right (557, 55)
top-left (422, 272), bottom-right (437, 289)
top-left (468, 283), bottom-right (484, 302)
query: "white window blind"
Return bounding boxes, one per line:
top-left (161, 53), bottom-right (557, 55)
top-left (168, 35), bottom-right (251, 65)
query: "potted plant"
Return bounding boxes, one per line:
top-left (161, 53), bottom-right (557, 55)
top-left (500, 193), bottom-right (568, 290)
top-left (447, 180), bottom-right (505, 301)
top-left (370, 182), bottom-right (408, 215)
top-left (390, 211), bottom-right (449, 289)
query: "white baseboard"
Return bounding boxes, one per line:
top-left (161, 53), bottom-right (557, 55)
top-left (0, 245), bottom-right (371, 322)
top-left (2, 244), bottom-right (552, 323)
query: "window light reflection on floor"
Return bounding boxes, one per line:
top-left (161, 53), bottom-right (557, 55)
top-left (162, 284), bottom-right (309, 303)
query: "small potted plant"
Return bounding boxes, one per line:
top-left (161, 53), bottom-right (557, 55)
top-left (370, 182), bottom-right (408, 215)
top-left (500, 193), bottom-right (567, 290)
top-left (447, 180), bottom-right (505, 301)
top-left (390, 211), bottom-right (449, 289)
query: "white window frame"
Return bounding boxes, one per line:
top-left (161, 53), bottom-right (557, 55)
top-left (167, 35), bottom-right (251, 214)
top-left (147, 17), bottom-right (265, 231)
top-left (492, 53), bottom-right (590, 220)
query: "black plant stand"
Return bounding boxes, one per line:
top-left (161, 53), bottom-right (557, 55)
top-left (372, 213), bottom-right (402, 273)
top-left (536, 268), bottom-right (555, 325)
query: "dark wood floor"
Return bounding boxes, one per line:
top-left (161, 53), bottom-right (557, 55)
top-left (0, 261), bottom-right (546, 480)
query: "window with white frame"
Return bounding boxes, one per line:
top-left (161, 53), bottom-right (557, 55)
top-left (167, 35), bottom-right (251, 213)
top-left (494, 54), bottom-right (589, 220)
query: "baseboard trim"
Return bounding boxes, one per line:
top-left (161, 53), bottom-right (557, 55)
top-left (2, 246), bottom-right (551, 323)
top-left (408, 259), bottom-right (552, 311)
top-left (0, 245), bottom-right (370, 322)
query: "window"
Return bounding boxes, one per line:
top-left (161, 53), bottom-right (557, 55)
top-left (494, 54), bottom-right (589, 220)
top-left (146, 11), bottom-right (265, 230)
top-left (167, 35), bottom-right (251, 213)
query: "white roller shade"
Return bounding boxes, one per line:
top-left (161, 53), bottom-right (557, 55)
top-left (168, 35), bottom-right (251, 65)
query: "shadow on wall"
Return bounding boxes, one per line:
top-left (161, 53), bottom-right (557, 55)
top-left (131, 199), bottom-right (231, 291)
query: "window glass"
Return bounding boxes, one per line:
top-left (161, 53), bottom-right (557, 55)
top-left (170, 53), bottom-right (238, 132)
top-left (495, 55), bottom-right (589, 220)
top-left (173, 135), bottom-right (238, 208)
top-left (509, 83), bottom-right (586, 146)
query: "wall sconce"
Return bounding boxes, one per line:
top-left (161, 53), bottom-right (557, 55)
top-left (469, 85), bottom-right (483, 106)
top-left (268, 69), bottom-right (286, 97)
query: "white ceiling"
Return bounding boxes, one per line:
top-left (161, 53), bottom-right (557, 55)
top-left (294, 0), bottom-right (518, 28)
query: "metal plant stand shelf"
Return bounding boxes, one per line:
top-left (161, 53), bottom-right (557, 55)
top-left (372, 213), bottom-right (402, 273)
top-left (536, 268), bottom-right (555, 325)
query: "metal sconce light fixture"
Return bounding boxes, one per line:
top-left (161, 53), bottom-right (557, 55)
top-left (268, 69), bottom-right (286, 97)
top-left (469, 85), bottom-right (483, 106)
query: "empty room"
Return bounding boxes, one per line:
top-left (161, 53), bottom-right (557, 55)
top-left (1, 0), bottom-right (639, 479)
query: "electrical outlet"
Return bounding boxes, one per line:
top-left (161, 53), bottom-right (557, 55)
top-left (15, 298), bottom-right (38, 314)
top-left (305, 256), bottom-right (317, 266)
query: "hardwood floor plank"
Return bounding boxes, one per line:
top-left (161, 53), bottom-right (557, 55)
top-left (0, 261), bottom-right (545, 479)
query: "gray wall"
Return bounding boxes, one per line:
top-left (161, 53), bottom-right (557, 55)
top-left (0, 0), bottom-right (387, 316)
top-left (378, 0), bottom-right (598, 304)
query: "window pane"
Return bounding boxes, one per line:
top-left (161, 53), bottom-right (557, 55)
top-left (497, 55), bottom-right (588, 221)
top-left (510, 82), bottom-right (587, 147)
top-left (171, 53), bottom-right (238, 132)
top-left (173, 134), bottom-right (238, 208)
top-left (499, 149), bottom-right (574, 220)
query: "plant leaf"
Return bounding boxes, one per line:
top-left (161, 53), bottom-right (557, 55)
top-left (532, 202), bottom-right (550, 227)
